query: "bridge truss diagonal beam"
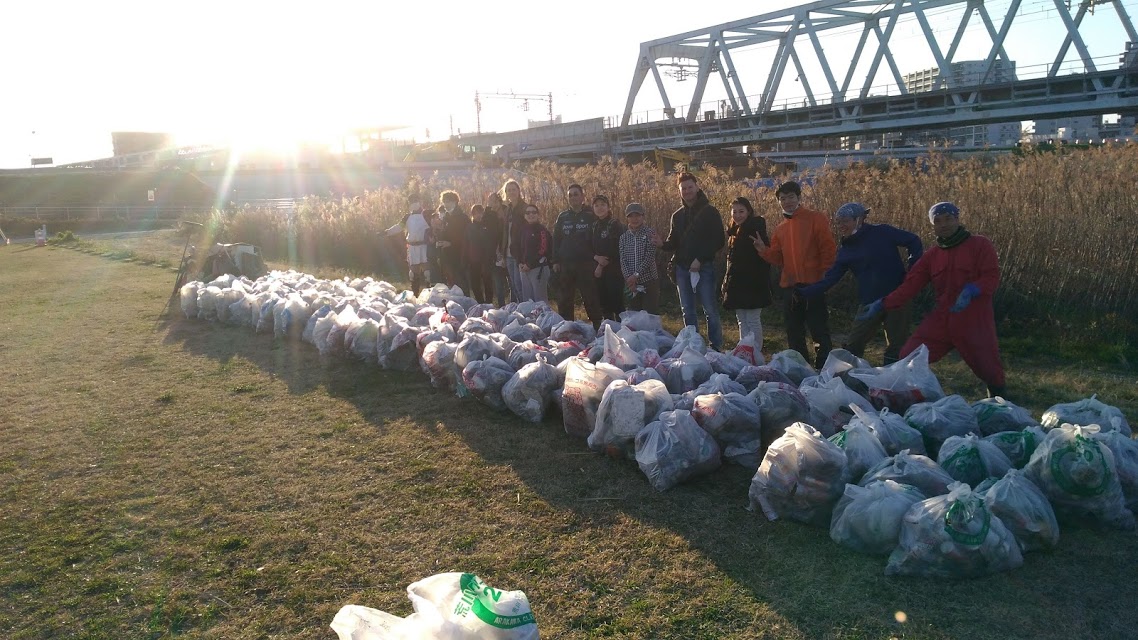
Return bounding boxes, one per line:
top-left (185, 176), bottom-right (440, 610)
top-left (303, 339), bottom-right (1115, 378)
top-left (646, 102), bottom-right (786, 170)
top-left (620, 0), bottom-right (1138, 127)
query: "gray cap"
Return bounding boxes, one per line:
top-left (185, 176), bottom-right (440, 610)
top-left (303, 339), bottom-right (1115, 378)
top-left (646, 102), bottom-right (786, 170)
top-left (624, 202), bottom-right (645, 216)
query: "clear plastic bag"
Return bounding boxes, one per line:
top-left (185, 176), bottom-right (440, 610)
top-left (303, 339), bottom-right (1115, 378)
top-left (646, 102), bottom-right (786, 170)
top-left (768, 349), bottom-right (816, 386)
top-left (979, 468), bottom-right (1060, 552)
top-left (663, 325), bottom-right (706, 359)
top-left (615, 327), bottom-right (658, 353)
top-left (848, 404), bottom-right (926, 457)
top-left (830, 480), bottom-right (926, 555)
top-left (849, 344), bottom-right (945, 413)
top-left (885, 482), bottom-right (1023, 578)
top-left (462, 357), bottom-right (516, 412)
top-left (705, 351), bottom-right (749, 378)
top-left (589, 379), bottom-right (673, 459)
top-left (179, 282), bottom-right (202, 318)
top-left (502, 360), bottom-right (560, 423)
top-left (1041, 395), bottom-right (1131, 436)
top-left (729, 333), bottom-right (765, 366)
top-left (460, 317), bottom-right (497, 336)
top-left (860, 449), bottom-right (954, 498)
top-left (1025, 424), bottom-right (1135, 529)
top-left (655, 348), bottom-right (714, 394)
top-left (828, 421), bottom-right (888, 483)
top-left (937, 434), bottom-right (1013, 488)
top-left (635, 410), bottom-right (721, 491)
top-left (420, 339), bottom-right (459, 390)
top-left (734, 365), bottom-right (794, 391)
top-left (550, 320), bottom-right (596, 345)
top-left (561, 359), bottom-right (625, 437)
top-left (972, 396), bottom-right (1039, 436)
top-left (619, 309), bottom-right (664, 333)
top-left (747, 382), bottom-right (811, 449)
top-left (749, 423), bottom-right (849, 526)
top-left (600, 325), bottom-right (643, 370)
top-left (503, 319), bottom-right (544, 343)
top-left (1091, 429), bottom-right (1138, 512)
top-left (982, 426), bottom-right (1045, 469)
top-left (349, 318), bottom-right (381, 362)
top-left (383, 325), bottom-right (421, 372)
top-left (799, 375), bottom-right (877, 436)
top-left (329, 572), bottom-right (539, 640)
top-left (692, 392), bottom-right (763, 469)
top-left (624, 366), bottom-right (664, 385)
top-left (904, 395), bottom-right (980, 458)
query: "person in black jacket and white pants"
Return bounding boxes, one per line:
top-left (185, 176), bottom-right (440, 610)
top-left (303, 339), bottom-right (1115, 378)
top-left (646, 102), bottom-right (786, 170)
top-left (590, 195), bottom-right (625, 321)
top-left (722, 196), bottom-right (773, 349)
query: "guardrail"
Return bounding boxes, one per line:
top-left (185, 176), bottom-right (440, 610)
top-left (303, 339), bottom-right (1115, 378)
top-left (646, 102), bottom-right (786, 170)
top-left (0, 206), bottom-right (203, 222)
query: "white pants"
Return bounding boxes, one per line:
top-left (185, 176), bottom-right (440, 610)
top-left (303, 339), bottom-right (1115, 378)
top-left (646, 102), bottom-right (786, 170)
top-left (736, 308), bottom-right (763, 349)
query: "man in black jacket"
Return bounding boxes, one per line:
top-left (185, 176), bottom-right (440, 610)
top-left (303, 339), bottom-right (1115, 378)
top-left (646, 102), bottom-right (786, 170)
top-left (662, 173), bottom-right (726, 350)
top-left (552, 183), bottom-right (602, 328)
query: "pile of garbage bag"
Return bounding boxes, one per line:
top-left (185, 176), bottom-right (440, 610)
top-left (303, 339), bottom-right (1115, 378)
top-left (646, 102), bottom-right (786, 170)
top-left (181, 271), bottom-right (1137, 581)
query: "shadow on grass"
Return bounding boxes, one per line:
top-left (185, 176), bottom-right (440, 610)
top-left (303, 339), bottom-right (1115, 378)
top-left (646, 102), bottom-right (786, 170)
top-left (161, 316), bottom-right (1137, 639)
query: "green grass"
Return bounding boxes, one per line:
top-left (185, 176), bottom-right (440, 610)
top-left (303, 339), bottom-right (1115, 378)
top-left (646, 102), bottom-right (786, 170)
top-left (0, 241), bottom-right (1135, 639)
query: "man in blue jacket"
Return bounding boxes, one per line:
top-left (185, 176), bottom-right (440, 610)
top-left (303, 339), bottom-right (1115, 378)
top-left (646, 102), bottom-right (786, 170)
top-left (796, 203), bottom-right (923, 364)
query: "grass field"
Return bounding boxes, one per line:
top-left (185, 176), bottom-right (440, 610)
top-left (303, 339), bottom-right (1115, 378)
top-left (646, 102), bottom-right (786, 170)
top-left (1, 240), bottom-right (1136, 639)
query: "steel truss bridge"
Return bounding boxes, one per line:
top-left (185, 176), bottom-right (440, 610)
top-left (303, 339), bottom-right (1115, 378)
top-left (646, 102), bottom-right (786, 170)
top-left (459, 0), bottom-right (1138, 160)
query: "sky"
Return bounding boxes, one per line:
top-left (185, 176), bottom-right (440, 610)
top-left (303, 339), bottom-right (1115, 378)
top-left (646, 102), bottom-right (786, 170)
top-left (2, 0), bottom-right (1136, 167)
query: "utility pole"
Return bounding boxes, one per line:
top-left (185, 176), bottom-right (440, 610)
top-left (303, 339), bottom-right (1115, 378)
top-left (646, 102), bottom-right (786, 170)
top-left (475, 91), bottom-right (555, 132)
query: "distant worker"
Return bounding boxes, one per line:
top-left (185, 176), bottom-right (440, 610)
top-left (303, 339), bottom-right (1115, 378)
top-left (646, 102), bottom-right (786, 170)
top-left (437, 191), bottom-right (470, 292)
top-left (619, 203), bottom-right (663, 314)
top-left (591, 195), bottom-right (626, 321)
top-left (482, 191), bottom-right (509, 307)
top-left (552, 184), bottom-right (602, 328)
top-left (519, 204), bottom-right (553, 303)
top-left (385, 195), bottom-right (432, 294)
top-left (753, 181), bottom-right (837, 369)
top-left (863, 202), bottom-right (1006, 397)
top-left (465, 204), bottom-right (497, 304)
top-left (500, 179), bottom-right (528, 303)
top-left (795, 203), bottom-right (923, 365)
top-left (662, 172), bottom-right (726, 351)
top-left (721, 196), bottom-right (772, 349)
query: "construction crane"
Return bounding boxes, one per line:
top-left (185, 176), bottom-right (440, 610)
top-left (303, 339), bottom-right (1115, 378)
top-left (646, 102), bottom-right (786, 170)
top-left (474, 91), bottom-right (554, 134)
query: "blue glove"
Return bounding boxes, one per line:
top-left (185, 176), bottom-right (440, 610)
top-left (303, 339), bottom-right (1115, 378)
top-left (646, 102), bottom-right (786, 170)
top-left (855, 299), bottom-right (884, 321)
top-left (950, 283), bottom-right (981, 313)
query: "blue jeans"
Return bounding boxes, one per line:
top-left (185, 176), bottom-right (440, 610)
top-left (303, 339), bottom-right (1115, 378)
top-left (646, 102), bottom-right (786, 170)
top-left (675, 263), bottom-right (722, 350)
top-left (506, 257), bottom-right (524, 303)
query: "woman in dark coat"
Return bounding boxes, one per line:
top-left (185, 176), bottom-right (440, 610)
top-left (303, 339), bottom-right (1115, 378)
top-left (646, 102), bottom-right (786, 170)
top-left (722, 196), bottom-right (773, 348)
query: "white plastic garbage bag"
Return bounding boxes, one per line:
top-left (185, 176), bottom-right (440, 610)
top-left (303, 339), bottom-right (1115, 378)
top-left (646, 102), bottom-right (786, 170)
top-left (704, 351), bottom-right (749, 378)
top-left (937, 434), bottom-right (1013, 487)
top-left (860, 450), bottom-right (954, 498)
top-left (850, 344), bottom-right (945, 413)
top-left (979, 468), bottom-right (1060, 552)
top-left (560, 358), bottom-right (625, 437)
top-left (749, 423), bottom-right (849, 526)
top-left (179, 282), bottom-right (201, 318)
top-left (730, 333), bottom-right (764, 366)
top-left (619, 309), bottom-right (664, 333)
top-left (848, 404), bottom-right (926, 457)
top-left (734, 365), bottom-right (793, 391)
top-left (655, 348), bottom-right (714, 394)
top-left (828, 420), bottom-right (888, 483)
top-left (972, 396), bottom-right (1039, 436)
top-left (600, 325), bottom-right (642, 370)
top-left (1041, 395), bottom-right (1131, 436)
top-left (692, 392), bottom-right (763, 469)
top-left (634, 410), bottom-right (721, 491)
top-left (663, 325), bottom-right (706, 359)
top-left (904, 395), bottom-right (980, 458)
top-left (830, 480), bottom-right (926, 555)
top-left (747, 382), bottom-right (811, 448)
top-left (767, 349), bottom-right (816, 386)
top-left (982, 426), bottom-right (1045, 469)
top-left (1025, 424), bottom-right (1135, 529)
top-left (421, 340), bottom-right (459, 390)
top-left (589, 379), bottom-right (673, 459)
top-left (462, 357), bottom-right (516, 412)
top-left (329, 572), bottom-right (538, 640)
top-left (503, 360), bottom-right (560, 423)
top-left (1091, 429), bottom-right (1138, 512)
top-left (550, 320), bottom-right (596, 345)
top-left (885, 482), bottom-right (1023, 578)
top-left (799, 375), bottom-right (876, 436)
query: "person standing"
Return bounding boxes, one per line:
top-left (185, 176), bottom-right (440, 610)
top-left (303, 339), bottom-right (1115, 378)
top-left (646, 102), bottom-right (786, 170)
top-left (864, 202), bottom-right (1006, 397)
top-left (619, 203), bottom-right (663, 313)
top-left (795, 203), bottom-right (923, 364)
top-left (519, 204), bottom-right (553, 303)
top-left (500, 179), bottom-right (527, 303)
top-left (384, 195), bottom-right (432, 295)
top-left (754, 181), bottom-right (837, 369)
top-left (552, 183), bottom-right (603, 328)
top-left (590, 195), bottom-right (626, 321)
top-left (721, 196), bottom-right (772, 348)
top-left (662, 172), bottom-right (726, 350)
top-left (436, 191), bottom-right (470, 292)
top-left (483, 192), bottom-right (509, 307)
top-left (464, 204), bottom-right (497, 304)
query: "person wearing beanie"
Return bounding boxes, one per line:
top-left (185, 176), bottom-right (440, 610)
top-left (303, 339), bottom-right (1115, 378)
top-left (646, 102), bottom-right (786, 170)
top-left (753, 180), bottom-right (837, 369)
top-left (865, 202), bottom-right (1007, 397)
top-left (796, 202), bottom-right (923, 364)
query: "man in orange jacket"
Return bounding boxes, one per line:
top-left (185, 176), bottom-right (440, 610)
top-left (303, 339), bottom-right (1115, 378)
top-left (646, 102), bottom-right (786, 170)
top-left (754, 181), bottom-right (837, 368)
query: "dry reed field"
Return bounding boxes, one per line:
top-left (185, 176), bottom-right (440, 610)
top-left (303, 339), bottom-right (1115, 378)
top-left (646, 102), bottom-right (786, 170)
top-left (1, 233), bottom-right (1136, 638)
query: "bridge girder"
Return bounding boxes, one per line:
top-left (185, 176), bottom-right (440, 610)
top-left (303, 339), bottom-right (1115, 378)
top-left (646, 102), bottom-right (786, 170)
top-left (621, 0), bottom-right (1138, 126)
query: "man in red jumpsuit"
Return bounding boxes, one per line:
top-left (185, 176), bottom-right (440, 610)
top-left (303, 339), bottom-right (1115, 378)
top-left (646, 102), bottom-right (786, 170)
top-left (859, 202), bottom-right (1006, 397)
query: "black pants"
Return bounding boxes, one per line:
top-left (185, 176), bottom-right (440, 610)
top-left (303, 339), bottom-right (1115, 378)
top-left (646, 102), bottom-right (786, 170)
top-left (595, 266), bottom-right (625, 321)
top-left (783, 287), bottom-right (832, 369)
top-left (467, 261), bottom-right (494, 304)
top-left (557, 261), bottom-right (603, 328)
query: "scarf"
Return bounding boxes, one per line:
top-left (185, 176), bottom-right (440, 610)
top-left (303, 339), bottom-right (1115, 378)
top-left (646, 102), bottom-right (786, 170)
top-left (936, 225), bottom-right (971, 249)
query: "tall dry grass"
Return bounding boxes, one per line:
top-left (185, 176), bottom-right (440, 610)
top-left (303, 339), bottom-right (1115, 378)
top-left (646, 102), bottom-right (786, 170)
top-left (213, 145), bottom-right (1138, 331)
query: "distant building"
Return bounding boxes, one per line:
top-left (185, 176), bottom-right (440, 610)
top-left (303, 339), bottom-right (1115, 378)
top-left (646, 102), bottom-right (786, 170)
top-left (900, 60), bottom-right (1021, 148)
